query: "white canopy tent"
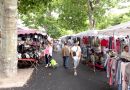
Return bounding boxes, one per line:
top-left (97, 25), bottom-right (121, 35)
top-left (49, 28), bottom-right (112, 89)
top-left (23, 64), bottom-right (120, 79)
top-left (98, 21), bottom-right (130, 37)
top-left (60, 21), bottom-right (130, 40)
top-left (75, 31), bottom-right (88, 37)
top-left (75, 30), bottom-right (101, 38)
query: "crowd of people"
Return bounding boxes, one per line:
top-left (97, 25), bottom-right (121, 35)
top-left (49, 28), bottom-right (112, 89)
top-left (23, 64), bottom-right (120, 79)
top-left (19, 33), bottom-right (130, 79)
top-left (43, 39), bottom-right (81, 76)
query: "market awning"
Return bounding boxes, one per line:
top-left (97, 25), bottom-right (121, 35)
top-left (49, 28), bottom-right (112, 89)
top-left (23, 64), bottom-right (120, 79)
top-left (17, 27), bottom-right (47, 35)
top-left (18, 28), bottom-right (37, 34)
top-left (98, 21), bottom-right (130, 36)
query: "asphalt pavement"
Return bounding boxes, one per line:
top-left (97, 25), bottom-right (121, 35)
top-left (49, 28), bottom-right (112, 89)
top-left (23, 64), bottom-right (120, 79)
top-left (2, 52), bottom-right (117, 90)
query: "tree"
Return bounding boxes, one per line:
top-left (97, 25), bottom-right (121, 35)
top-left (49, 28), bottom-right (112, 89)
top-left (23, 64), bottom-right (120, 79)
top-left (51, 0), bottom-right (119, 31)
top-left (96, 11), bottom-right (130, 29)
top-left (18, 0), bottom-right (52, 14)
top-left (18, 0), bottom-right (53, 28)
top-left (18, 0), bottom-right (129, 38)
top-left (0, 0), bottom-right (18, 78)
top-left (56, 0), bottom-right (88, 32)
top-left (86, 0), bottom-right (119, 29)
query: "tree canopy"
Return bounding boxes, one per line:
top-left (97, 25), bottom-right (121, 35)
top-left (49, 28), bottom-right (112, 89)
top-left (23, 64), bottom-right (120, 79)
top-left (18, 0), bottom-right (130, 38)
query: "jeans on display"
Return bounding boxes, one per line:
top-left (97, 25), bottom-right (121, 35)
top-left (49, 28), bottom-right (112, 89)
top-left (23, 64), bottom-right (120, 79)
top-left (128, 85), bottom-right (130, 90)
top-left (118, 84), bottom-right (122, 90)
top-left (109, 37), bottom-right (112, 49)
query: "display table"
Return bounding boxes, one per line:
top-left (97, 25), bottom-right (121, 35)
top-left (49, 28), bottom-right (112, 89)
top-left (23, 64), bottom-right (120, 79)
top-left (87, 61), bottom-right (104, 70)
top-left (18, 58), bottom-right (38, 69)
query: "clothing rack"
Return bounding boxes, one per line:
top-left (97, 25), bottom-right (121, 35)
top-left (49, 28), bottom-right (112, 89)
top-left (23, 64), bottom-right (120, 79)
top-left (106, 57), bottom-right (130, 90)
top-left (17, 33), bottom-right (48, 68)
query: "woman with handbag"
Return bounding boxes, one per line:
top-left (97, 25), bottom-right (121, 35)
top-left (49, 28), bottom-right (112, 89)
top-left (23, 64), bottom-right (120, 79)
top-left (71, 41), bottom-right (81, 76)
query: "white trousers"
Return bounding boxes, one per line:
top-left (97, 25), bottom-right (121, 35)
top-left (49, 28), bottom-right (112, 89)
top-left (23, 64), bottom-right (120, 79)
top-left (73, 56), bottom-right (80, 69)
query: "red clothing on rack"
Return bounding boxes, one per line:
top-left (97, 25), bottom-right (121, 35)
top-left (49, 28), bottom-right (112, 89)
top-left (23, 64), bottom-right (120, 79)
top-left (116, 39), bottom-right (121, 53)
top-left (82, 36), bottom-right (88, 44)
top-left (101, 39), bottom-right (108, 47)
top-left (111, 37), bottom-right (115, 50)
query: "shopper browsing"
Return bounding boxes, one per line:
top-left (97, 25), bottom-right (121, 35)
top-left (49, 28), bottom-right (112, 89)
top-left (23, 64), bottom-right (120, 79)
top-left (121, 45), bottom-right (130, 61)
top-left (44, 42), bottom-right (53, 67)
top-left (62, 42), bottom-right (70, 69)
top-left (71, 41), bottom-right (81, 76)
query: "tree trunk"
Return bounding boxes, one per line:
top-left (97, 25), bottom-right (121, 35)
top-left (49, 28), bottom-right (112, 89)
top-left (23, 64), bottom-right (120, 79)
top-left (0, 0), bottom-right (18, 78)
top-left (87, 0), bottom-right (95, 30)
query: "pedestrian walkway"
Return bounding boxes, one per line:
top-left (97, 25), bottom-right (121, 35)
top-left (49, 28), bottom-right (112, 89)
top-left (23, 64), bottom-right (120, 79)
top-left (2, 52), bottom-right (116, 90)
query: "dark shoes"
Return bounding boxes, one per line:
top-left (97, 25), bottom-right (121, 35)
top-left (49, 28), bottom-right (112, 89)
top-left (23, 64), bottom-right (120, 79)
top-left (63, 65), bottom-right (68, 69)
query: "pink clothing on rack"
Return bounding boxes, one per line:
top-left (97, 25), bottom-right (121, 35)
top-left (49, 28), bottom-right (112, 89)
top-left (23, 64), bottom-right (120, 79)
top-left (107, 58), bottom-right (113, 86)
top-left (107, 58), bottom-right (118, 86)
top-left (125, 63), bottom-right (130, 90)
top-left (121, 62), bottom-right (129, 90)
top-left (112, 58), bottom-right (118, 84)
top-left (112, 37), bottom-right (115, 50)
top-left (116, 39), bottom-right (121, 53)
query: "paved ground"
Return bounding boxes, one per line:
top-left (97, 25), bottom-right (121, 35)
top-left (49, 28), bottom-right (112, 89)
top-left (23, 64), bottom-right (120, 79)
top-left (2, 52), bottom-right (117, 90)
top-left (0, 68), bottom-right (34, 88)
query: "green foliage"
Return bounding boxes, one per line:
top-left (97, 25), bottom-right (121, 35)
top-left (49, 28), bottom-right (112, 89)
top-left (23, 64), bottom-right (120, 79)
top-left (18, 0), bottom-right (130, 38)
top-left (18, 0), bottom-right (52, 14)
top-left (96, 11), bottom-right (130, 29)
top-left (57, 0), bottom-right (88, 32)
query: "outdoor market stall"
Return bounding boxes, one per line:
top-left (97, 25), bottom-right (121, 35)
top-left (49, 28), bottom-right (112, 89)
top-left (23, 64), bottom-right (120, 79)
top-left (17, 27), bottom-right (48, 68)
top-left (98, 21), bottom-right (130, 90)
top-left (60, 21), bottom-right (130, 73)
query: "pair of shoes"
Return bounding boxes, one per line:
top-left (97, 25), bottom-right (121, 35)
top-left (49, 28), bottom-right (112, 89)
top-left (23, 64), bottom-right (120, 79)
top-left (45, 64), bottom-right (48, 67)
top-left (49, 64), bottom-right (51, 67)
top-left (74, 72), bottom-right (77, 76)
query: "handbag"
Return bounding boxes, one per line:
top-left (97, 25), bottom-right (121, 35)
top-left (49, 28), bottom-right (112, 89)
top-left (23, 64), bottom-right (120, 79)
top-left (73, 47), bottom-right (78, 56)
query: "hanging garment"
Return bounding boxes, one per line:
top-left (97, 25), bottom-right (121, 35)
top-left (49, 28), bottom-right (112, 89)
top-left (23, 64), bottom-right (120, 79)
top-left (116, 39), bottom-right (121, 54)
top-left (82, 36), bottom-right (89, 44)
top-left (111, 58), bottom-right (118, 85)
top-left (121, 62), bottom-right (129, 90)
top-left (88, 36), bottom-right (91, 46)
top-left (125, 63), bottom-right (130, 90)
top-left (106, 58), bottom-right (113, 85)
top-left (109, 37), bottom-right (112, 49)
top-left (116, 60), bottom-right (122, 89)
top-left (101, 39), bottom-right (108, 47)
top-left (94, 37), bottom-right (100, 47)
top-left (18, 44), bottom-right (25, 53)
top-left (109, 37), bottom-right (115, 50)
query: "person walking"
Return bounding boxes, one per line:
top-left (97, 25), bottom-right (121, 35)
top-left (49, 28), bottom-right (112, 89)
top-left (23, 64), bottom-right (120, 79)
top-left (71, 41), bottom-right (81, 76)
top-left (121, 45), bottom-right (130, 61)
top-left (62, 42), bottom-right (70, 69)
top-left (44, 42), bottom-right (53, 67)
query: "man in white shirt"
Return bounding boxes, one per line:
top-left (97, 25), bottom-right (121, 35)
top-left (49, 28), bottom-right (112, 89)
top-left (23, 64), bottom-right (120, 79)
top-left (71, 41), bottom-right (81, 76)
